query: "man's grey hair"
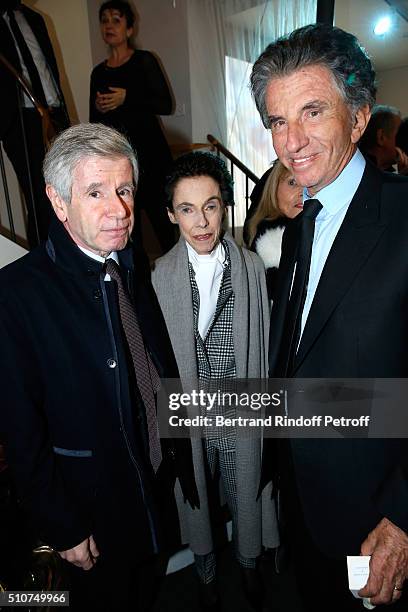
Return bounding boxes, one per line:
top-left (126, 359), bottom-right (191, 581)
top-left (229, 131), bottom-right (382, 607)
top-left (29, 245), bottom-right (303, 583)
top-left (251, 23), bottom-right (377, 129)
top-left (43, 123), bottom-right (138, 203)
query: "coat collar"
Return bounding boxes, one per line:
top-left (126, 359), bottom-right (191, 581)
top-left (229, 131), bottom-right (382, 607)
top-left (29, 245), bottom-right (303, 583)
top-left (45, 217), bottom-right (134, 279)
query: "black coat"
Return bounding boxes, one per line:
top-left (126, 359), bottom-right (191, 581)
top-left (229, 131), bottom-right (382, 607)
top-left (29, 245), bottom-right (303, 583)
top-left (0, 219), bottom-right (196, 559)
top-left (265, 161), bottom-right (408, 558)
top-left (0, 5), bottom-right (67, 137)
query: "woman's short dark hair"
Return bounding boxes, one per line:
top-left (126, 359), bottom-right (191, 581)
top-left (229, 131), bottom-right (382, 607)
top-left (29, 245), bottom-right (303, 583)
top-left (251, 23), bottom-right (377, 128)
top-left (165, 152), bottom-right (234, 210)
top-left (99, 0), bottom-right (135, 28)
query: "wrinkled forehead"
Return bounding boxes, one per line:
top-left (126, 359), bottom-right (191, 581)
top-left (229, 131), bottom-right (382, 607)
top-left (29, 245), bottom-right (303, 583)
top-left (266, 63), bottom-right (350, 117)
top-left (71, 154), bottom-right (133, 183)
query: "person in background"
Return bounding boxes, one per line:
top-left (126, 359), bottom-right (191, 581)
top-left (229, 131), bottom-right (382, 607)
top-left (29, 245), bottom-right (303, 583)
top-left (252, 23), bottom-right (408, 612)
top-left (152, 152), bottom-right (279, 612)
top-left (396, 116), bottom-right (408, 174)
top-left (0, 124), bottom-right (196, 611)
top-left (359, 104), bottom-right (403, 171)
top-left (245, 160), bottom-right (303, 299)
top-left (0, 0), bottom-right (69, 248)
top-left (89, 0), bottom-right (175, 254)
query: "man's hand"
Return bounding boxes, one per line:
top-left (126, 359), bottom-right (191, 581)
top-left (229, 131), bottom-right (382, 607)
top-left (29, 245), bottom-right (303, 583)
top-left (95, 88), bottom-right (126, 113)
top-left (359, 517), bottom-right (408, 605)
top-left (58, 535), bottom-right (99, 570)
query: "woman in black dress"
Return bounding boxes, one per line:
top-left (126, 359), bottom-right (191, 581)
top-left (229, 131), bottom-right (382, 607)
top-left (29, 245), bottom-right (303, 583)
top-left (89, 0), bottom-right (175, 252)
top-left (244, 160), bottom-right (303, 299)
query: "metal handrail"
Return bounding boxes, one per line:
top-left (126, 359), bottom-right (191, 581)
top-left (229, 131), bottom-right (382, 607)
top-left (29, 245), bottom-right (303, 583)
top-left (207, 134), bottom-right (259, 237)
top-left (207, 134), bottom-right (259, 183)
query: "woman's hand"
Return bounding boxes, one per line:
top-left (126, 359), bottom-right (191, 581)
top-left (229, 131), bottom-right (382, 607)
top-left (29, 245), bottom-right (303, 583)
top-left (95, 87), bottom-right (126, 113)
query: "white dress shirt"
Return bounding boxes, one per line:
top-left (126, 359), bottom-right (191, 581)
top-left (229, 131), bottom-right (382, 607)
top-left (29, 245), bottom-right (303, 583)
top-left (300, 149), bottom-right (366, 338)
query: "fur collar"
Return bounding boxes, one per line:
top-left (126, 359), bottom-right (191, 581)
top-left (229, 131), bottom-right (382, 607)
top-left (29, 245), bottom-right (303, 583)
top-left (254, 225), bottom-right (285, 270)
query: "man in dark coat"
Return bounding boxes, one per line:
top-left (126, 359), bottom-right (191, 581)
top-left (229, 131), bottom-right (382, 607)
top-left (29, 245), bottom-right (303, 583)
top-left (0, 123), bottom-right (196, 611)
top-left (251, 24), bottom-right (408, 612)
top-left (0, 0), bottom-right (69, 248)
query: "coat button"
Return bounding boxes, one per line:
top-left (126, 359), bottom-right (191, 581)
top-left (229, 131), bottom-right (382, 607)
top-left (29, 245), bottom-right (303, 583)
top-left (107, 358), bottom-right (117, 369)
top-left (93, 289), bottom-right (102, 300)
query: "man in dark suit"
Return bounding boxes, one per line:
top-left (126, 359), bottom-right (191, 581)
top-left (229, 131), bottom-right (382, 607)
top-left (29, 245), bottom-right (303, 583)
top-left (0, 0), bottom-right (69, 248)
top-left (251, 24), bottom-right (408, 611)
top-left (0, 123), bottom-right (196, 610)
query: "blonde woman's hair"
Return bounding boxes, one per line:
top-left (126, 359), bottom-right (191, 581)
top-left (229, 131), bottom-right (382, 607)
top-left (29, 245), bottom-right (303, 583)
top-left (247, 160), bottom-right (289, 247)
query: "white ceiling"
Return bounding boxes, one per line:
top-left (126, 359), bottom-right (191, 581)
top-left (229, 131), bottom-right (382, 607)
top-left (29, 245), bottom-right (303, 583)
top-left (334, 0), bottom-right (408, 72)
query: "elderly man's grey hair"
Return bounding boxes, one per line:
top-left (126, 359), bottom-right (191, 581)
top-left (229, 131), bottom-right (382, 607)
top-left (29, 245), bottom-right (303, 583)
top-left (43, 123), bottom-right (138, 203)
top-left (251, 23), bottom-right (377, 129)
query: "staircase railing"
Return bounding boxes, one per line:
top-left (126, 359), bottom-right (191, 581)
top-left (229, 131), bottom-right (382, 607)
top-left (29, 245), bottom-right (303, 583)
top-left (207, 134), bottom-right (259, 237)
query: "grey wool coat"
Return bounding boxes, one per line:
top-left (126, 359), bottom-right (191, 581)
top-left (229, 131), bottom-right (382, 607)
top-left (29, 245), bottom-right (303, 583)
top-left (152, 232), bottom-right (279, 557)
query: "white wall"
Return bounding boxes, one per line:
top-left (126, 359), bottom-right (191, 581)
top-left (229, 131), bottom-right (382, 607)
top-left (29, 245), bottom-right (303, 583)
top-left (376, 66), bottom-right (408, 117)
top-left (136, 0), bottom-right (192, 144)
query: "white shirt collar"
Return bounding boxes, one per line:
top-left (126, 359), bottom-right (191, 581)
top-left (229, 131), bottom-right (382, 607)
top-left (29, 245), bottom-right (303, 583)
top-left (303, 148), bottom-right (366, 217)
top-left (186, 240), bottom-right (226, 269)
top-left (78, 245), bottom-right (119, 265)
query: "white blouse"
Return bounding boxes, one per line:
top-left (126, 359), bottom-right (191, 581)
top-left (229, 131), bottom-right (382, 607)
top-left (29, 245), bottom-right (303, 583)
top-left (187, 241), bottom-right (226, 339)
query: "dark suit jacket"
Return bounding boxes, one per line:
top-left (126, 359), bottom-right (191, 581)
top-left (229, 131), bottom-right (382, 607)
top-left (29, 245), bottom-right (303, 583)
top-left (268, 160), bottom-right (408, 557)
top-left (0, 219), bottom-right (196, 559)
top-left (0, 5), bottom-right (67, 137)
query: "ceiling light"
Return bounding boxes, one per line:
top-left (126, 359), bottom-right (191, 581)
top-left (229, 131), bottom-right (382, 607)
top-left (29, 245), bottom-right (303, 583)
top-left (374, 16), bottom-right (392, 35)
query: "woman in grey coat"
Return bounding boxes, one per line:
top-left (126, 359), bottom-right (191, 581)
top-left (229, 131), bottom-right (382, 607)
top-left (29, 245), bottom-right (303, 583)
top-left (152, 152), bottom-right (279, 611)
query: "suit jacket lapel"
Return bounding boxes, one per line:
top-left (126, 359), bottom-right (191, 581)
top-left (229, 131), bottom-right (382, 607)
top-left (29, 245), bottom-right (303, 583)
top-left (294, 163), bottom-right (387, 372)
top-left (269, 218), bottom-right (298, 375)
